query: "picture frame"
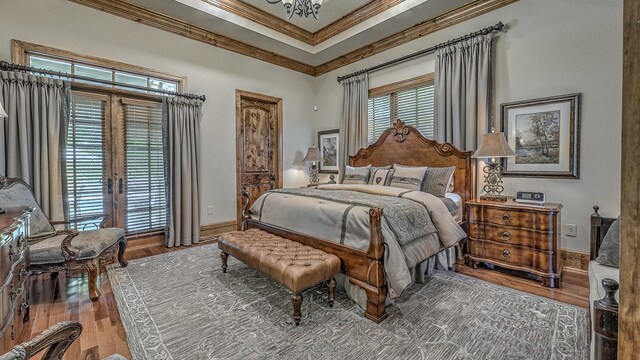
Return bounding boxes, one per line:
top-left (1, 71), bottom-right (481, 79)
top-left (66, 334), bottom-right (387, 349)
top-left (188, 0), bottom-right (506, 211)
top-left (318, 129), bottom-right (339, 174)
top-left (501, 93), bottom-right (580, 178)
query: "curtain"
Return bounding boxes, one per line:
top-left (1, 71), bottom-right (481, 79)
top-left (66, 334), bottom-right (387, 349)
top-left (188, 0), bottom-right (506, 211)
top-left (0, 71), bottom-right (70, 220)
top-left (339, 73), bottom-right (369, 181)
top-left (435, 33), bottom-right (493, 151)
top-left (163, 97), bottom-right (202, 247)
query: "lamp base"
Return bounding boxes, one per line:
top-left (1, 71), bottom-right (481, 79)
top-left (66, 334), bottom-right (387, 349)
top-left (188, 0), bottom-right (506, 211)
top-left (480, 194), bottom-right (508, 202)
top-left (308, 163), bottom-right (319, 185)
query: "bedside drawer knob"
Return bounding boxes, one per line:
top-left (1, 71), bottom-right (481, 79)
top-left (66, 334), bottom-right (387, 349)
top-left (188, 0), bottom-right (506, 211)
top-left (502, 213), bottom-right (511, 223)
top-left (501, 249), bottom-right (511, 258)
top-left (500, 231), bottom-right (511, 240)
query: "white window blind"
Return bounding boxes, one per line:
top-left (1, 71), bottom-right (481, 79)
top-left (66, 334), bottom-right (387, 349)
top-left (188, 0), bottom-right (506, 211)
top-left (367, 81), bottom-right (435, 143)
top-left (123, 102), bottom-right (167, 234)
top-left (65, 94), bottom-right (106, 229)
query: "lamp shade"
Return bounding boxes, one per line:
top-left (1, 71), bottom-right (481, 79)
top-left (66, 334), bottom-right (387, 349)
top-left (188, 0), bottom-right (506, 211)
top-left (303, 146), bottom-right (323, 162)
top-left (472, 132), bottom-right (516, 158)
top-left (0, 102), bottom-right (7, 118)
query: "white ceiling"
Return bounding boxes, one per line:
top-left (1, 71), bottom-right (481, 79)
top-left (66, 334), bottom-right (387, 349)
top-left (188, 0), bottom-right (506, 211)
top-left (125, 0), bottom-right (473, 66)
top-left (243, 0), bottom-right (371, 32)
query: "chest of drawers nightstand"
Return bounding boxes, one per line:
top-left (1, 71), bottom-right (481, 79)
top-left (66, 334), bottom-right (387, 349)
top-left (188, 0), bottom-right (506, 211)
top-left (465, 198), bottom-right (562, 288)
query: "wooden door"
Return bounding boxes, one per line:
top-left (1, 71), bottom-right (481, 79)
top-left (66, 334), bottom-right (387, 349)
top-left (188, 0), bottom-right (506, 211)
top-left (235, 90), bottom-right (282, 229)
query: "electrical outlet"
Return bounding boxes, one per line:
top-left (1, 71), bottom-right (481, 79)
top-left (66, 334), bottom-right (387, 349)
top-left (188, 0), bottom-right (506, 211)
top-left (565, 224), bottom-right (577, 237)
top-left (207, 206), bottom-right (214, 215)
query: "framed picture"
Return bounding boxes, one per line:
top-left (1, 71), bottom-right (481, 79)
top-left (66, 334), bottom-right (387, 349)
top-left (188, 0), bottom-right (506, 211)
top-left (318, 129), bottom-right (339, 173)
top-left (501, 93), bottom-right (580, 178)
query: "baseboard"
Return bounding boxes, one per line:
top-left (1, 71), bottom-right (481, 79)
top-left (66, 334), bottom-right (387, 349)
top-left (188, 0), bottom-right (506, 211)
top-left (200, 220), bottom-right (237, 240)
top-left (125, 220), bottom-right (237, 251)
top-left (560, 249), bottom-right (590, 271)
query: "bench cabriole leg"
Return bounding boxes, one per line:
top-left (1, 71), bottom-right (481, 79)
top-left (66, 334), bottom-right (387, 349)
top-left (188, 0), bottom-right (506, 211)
top-left (327, 277), bottom-right (336, 307)
top-left (220, 251), bottom-right (228, 273)
top-left (291, 292), bottom-right (303, 326)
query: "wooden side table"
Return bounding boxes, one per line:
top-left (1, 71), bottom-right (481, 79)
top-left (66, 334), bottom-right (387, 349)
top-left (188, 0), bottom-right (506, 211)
top-left (465, 197), bottom-right (563, 287)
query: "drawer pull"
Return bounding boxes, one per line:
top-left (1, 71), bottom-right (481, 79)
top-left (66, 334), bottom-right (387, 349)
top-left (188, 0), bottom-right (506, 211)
top-left (502, 213), bottom-right (511, 223)
top-left (500, 231), bottom-right (511, 240)
top-left (501, 249), bottom-right (511, 258)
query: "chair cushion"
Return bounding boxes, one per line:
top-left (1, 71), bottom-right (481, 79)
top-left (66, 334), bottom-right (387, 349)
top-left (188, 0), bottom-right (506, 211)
top-left (30, 228), bottom-right (125, 265)
top-left (0, 182), bottom-right (56, 238)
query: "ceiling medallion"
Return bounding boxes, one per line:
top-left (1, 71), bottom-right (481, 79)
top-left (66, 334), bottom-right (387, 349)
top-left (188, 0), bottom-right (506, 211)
top-left (266, 0), bottom-right (323, 19)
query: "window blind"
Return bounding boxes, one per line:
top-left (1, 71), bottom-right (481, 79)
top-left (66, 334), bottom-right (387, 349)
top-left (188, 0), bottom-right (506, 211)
top-left (367, 94), bottom-right (391, 144)
top-left (123, 102), bottom-right (167, 234)
top-left (367, 82), bottom-right (435, 143)
top-left (66, 94), bottom-right (106, 230)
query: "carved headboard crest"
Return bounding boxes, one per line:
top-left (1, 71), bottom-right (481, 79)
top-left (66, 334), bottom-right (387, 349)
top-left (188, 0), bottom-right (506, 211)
top-left (390, 119), bottom-right (410, 142)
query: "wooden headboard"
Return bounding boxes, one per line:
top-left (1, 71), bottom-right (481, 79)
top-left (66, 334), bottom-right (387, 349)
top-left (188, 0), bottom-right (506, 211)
top-left (349, 119), bottom-right (475, 218)
top-left (590, 205), bottom-right (617, 260)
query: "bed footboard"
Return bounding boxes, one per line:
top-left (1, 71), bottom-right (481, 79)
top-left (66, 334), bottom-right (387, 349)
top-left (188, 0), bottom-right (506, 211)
top-left (241, 192), bottom-right (389, 322)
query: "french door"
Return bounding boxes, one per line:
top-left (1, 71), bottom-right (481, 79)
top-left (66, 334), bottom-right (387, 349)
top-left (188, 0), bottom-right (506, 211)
top-left (66, 91), bottom-right (167, 237)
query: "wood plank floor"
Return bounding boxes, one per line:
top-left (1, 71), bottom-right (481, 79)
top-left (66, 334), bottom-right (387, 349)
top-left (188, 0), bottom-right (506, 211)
top-left (20, 241), bottom-right (589, 359)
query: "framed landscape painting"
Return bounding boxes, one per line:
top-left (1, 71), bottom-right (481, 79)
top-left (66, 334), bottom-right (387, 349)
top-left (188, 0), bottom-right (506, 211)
top-left (318, 129), bottom-right (339, 173)
top-left (501, 93), bottom-right (580, 178)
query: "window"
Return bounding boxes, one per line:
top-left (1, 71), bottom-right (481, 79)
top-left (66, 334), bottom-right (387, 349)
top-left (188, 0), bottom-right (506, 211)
top-left (367, 74), bottom-right (435, 144)
top-left (14, 42), bottom-right (183, 238)
top-left (29, 55), bottom-right (179, 93)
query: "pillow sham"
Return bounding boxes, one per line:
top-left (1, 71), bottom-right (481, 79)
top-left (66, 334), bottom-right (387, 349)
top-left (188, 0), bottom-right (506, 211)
top-left (368, 168), bottom-right (395, 186)
top-left (422, 166), bottom-right (456, 198)
top-left (342, 165), bottom-right (371, 184)
top-left (390, 164), bottom-right (428, 191)
top-left (596, 217), bottom-right (620, 268)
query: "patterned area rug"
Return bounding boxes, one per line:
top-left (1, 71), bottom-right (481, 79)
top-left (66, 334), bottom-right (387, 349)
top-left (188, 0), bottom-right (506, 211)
top-left (107, 245), bottom-right (588, 360)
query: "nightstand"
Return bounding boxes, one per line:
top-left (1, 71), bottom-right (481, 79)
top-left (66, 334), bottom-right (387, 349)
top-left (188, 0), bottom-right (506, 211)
top-left (465, 197), bottom-right (563, 288)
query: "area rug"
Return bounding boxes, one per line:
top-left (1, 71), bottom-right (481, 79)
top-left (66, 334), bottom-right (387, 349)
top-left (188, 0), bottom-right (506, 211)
top-left (107, 245), bottom-right (588, 360)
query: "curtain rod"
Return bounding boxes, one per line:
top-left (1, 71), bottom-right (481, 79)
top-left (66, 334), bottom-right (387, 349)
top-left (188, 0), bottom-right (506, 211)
top-left (0, 61), bottom-right (206, 101)
top-left (337, 22), bottom-right (505, 83)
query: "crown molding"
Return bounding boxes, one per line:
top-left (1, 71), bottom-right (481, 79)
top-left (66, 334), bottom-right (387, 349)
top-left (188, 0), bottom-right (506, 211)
top-left (314, 0), bottom-right (519, 75)
top-left (68, 0), bottom-right (518, 77)
top-left (68, 0), bottom-right (316, 76)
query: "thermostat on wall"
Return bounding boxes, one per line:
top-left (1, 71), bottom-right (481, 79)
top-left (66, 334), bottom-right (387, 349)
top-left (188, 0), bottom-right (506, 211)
top-left (515, 191), bottom-right (545, 205)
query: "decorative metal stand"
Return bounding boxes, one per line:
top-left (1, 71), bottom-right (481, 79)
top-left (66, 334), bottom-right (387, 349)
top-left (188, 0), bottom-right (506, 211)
top-left (480, 160), bottom-right (507, 201)
top-left (308, 163), bottom-right (320, 185)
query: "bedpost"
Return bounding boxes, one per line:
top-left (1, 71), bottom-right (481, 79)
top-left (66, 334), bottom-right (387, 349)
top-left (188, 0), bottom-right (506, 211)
top-left (349, 207), bottom-right (388, 323)
top-left (241, 191), bottom-right (251, 231)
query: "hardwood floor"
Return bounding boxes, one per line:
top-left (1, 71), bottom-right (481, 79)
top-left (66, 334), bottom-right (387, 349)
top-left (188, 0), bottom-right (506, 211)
top-left (19, 241), bottom-right (589, 359)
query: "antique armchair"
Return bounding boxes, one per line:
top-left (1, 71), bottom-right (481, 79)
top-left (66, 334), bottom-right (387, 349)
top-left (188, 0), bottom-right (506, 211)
top-left (0, 175), bottom-right (127, 301)
top-left (0, 321), bottom-right (126, 360)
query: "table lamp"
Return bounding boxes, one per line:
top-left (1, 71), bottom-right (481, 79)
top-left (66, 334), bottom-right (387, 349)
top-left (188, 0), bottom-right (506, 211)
top-left (303, 146), bottom-right (323, 185)
top-left (472, 130), bottom-right (516, 201)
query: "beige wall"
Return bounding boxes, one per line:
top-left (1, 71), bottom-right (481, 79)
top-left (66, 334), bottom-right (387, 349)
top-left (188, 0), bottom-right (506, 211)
top-left (0, 0), bottom-right (317, 227)
top-left (313, 0), bottom-right (623, 252)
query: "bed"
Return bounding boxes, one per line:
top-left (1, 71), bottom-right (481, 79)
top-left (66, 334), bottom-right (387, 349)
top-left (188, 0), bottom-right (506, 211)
top-left (241, 119), bottom-right (474, 322)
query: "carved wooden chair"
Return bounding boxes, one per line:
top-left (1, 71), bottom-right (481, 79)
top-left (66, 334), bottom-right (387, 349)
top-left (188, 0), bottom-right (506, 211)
top-left (0, 321), bottom-right (126, 360)
top-left (0, 175), bottom-right (127, 301)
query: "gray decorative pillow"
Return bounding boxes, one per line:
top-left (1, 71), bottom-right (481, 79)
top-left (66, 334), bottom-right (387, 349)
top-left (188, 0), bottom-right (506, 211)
top-left (368, 168), bottom-right (395, 186)
top-left (390, 164), bottom-right (428, 191)
top-left (596, 217), bottom-right (620, 268)
top-left (422, 166), bottom-right (456, 198)
top-left (342, 165), bottom-right (371, 184)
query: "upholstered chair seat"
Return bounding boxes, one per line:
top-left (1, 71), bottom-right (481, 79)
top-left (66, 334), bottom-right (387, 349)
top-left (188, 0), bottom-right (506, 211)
top-left (30, 228), bottom-right (126, 265)
top-left (0, 176), bottom-right (128, 301)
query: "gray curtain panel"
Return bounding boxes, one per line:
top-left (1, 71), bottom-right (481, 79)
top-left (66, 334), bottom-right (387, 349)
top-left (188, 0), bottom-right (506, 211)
top-left (163, 97), bottom-right (202, 247)
top-left (435, 33), bottom-right (493, 151)
top-left (339, 73), bottom-right (369, 182)
top-left (0, 71), bottom-right (70, 220)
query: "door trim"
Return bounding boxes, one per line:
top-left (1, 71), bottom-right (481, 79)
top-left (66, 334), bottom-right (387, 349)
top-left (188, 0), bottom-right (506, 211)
top-left (235, 90), bottom-right (283, 229)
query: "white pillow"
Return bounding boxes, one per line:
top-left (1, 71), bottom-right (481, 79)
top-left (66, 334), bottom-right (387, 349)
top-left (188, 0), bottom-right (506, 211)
top-left (368, 168), bottom-right (395, 186)
top-left (390, 164), bottom-right (428, 191)
top-left (342, 165), bottom-right (371, 184)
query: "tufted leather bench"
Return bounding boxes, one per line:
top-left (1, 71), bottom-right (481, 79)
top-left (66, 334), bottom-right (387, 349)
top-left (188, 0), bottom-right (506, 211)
top-left (218, 229), bottom-right (341, 325)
